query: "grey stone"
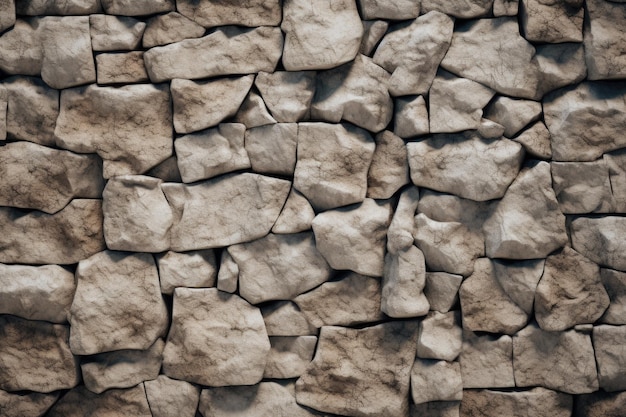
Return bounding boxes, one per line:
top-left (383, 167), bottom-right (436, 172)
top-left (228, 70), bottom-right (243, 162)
top-left (0, 0), bottom-right (14, 32)
top-left (142, 12), bottom-right (205, 48)
top-left (101, 0), bottom-right (173, 15)
top-left (358, 0), bottom-right (419, 19)
top-left (410, 402), bottom-right (460, 417)
top-left (600, 268), bottom-right (626, 324)
top-left (593, 325), bottom-right (626, 391)
top-left (16, 0), bottom-right (101, 14)
top-left (483, 96), bottom-right (542, 138)
top-left (459, 331), bottom-right (514, 388)
top-left (359, 20), bottom-right (388, 56)
top-left (255, 71), bottom-right (316, 123)
top-left (417, 311), bottom-right (462, 361)
top-left (478, 118), bottom-right (506, 139)
top-left (387, 186), bottom-right (419, 254)
top-left (0, 85), bottom-right (5, 141)
top-left (394, 95), bottom-right (429, 138)
top-left (552, 161), bottom-right (614, 214)
top-left (216, 250), bottom-right (238, 294)
top-left (513, 121), bottom-right (552, 159)
top-left (367, 131), bottom-right (409, 199)
top-left (261, 301), bottom-right (317, 336)
top-left (0, 18), bottom-right (43, 76)
top-left (493, 0), bottom-right (518, 16)
top-left (534, 42), bottom-right (587, 97)
top-left (146, 156), bottom-right (181, 183)
top-left (272, 189), bottom-right (316, 234)
top-left (520, 0), bottom-right (583, 43)
top-left (571, 216), bottom-right (626, 272)
top-left (264, 336), bottom-right (318, 379)
top-left (574, 390), bottom-right (626, 417)
top-left (177, 0), bottom-right (281, 28)
top-left (411, 359), bottom-right (462, 404)
top-left (145, 375), bottom-right (200, 417)
top-left (422, 0), bottom-right (493, 17)
top-left (382, 246), bottom-right (429, 318)
top-left (245, 123), bottom-right (298, 176)
top-left (95, 51), bottom-right (149, 84)
top-left (460, 388), bottom-right (572, 417)
top-left (493, 259), bottom-right (544, 315)
top-left (89, 14), bottom-right (145, 51)
top-left (156, 250), bottom-right (217, 295)
top-left (47, 385), bottom-right (151, 417)
top-left (234, 91), bottom-right (277, 128)
top-left (585, 0), bottom-right (626, 80)
top-left (605, 149), bottom-right (626, 212)
top-left (424, 272), bottom-right (462, 313)
top-left (0, 390), bottom-right (59, 417)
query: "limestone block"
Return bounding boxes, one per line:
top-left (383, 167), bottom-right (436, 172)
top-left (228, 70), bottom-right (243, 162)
top-left (89, 14), bottom-right (145, 51)
top-left (459, 330), bottom-right (514, 388)
top-left (234, 91), bottom-right (277, 128)
top-left (245, 123), bottom-right (298, 176)
top-left (411, 359), bottom-right (463, 404)
top-left (95, 51), bottom-right (148, 84)
top-left (417, 311), bottom-right (462, 361)
top-left (359, 20), bottom-right (388, 56)
top-left (144, 375), bottom-right (201, 417)
top-left (255, 71), bottom-right (316, 123)
top-left (493, 258), bottom-right (544, 315)
top-left (264, 336), bottom-right (317, 379)
top-left (177, 0), bottom-right (281, 28)
top-left (47, 385), bottom-right (151, 417)
top-left (142, 12), bottom-right (205, 48)
top-left (460, 388), bottom-right (572, 417)
top-left (156, 250), bottom-right (217, 295)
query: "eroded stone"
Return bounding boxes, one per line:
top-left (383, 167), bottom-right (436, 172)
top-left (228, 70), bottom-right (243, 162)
top-left (245, 123), bottom-right (298, 176)
top-left (216, 250), bottom-right (238, 294)
top-left (417, 311), bottom-right (462, 361)
top-left (156, 250), bottom-right (217, 295)
top-left (89, 14), bottom-right (145, 51)
top-left (359, 20), bottom-right (388, 56)
top-left (101, 0), bottom-right (174, 15)
top-left (593, 325), bottom-right (626, 391)
top-left (0, 18), bottom-right (43, 76)
top-left (0, 390), bottom-right (59, 417)
top-left (605, 149), bottom-right (626, 212)
top-left (367, 131), bottom-right (409, 199)
top-left (261, 301), bottom-right (317, 336)
top-left (520, 0), bottom-right (583, 43)
top-left (272, 189), bottom-right (316, 234)
top-left (422, 0), bottom-right (493, 17)
top-left (264, 336), bottom-right (317, 379)
top-left (255, 71), bottom-right (316, 123)
top-left (411, 359), bottom-right (462, 404)
top-left (177, 0), bottom-right (281, 28)
top-left (574, 390), bottom-right (626, 417)
top-left (144, 375), bottom-right (200, 417)
top-left (484, 96), bottom-right (542, 138)
top-left (382, 246), bottom-right (429, 318)
top-left (387, 186), bottom-right (419, 254)
top-left (234, 91), bottom-right (277, 128)
top-left (493, 259), bottom-right (544, 315)
top-left (585, 0), bottom-right (626, 80)
top-left (424, 272), bottom-right (462, 313)
top-left (95, 51), bottom-right (148, 84)
top-left (0, 0), bottom-right (15, 32)
top-left (358, 0), bottom-right (419, 19)
top-left (459, 331), bottom-right (514, 388)
top-left (513, 121), bottom-right (552, 159)
top-left (571, 216), bottom-right (626, 272)
top-left (142, 12), bottom-right (205, 48)
top-left (16, 0), bottom-right (101, 14)
top-left (47, 385), bottom-right (151, 417)
top-left (394, 95), bottom-right (429, 138)
top-left (460, 388), bottom-right (572, 417)
top-left (600, 268), bottom-right (626, 324)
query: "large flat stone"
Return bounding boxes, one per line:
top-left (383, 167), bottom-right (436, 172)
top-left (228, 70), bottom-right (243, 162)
top-left (177, 0), bottom-right (281, 28)
top-left (571, 216), bottom-right (626, 272)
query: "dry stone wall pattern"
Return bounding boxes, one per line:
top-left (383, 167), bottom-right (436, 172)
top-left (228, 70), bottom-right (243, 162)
top-left (0, 0), bottom-right (625, 416)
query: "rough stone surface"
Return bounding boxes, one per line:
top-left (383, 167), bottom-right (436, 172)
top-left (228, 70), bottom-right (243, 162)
top-left (15, 0), bottom-right (101, 15)
top-left (264, 336), bottom-right (317, 379)
top-left (534, 42), bottom-right (587, 97)
top-left (367, 131), bottom-right (410, 199)
top-left (493, 259), bottom-right (544, 315)
top-left (494, 0), bottom-right (518, 17)
top-left (144, 375), bottom-right (201, 417)
top-left (460, 331), bottom-right (514, 388)
top-left (216, 250), bottom-right (238, 294)
top-left (358, 0), bottom-right (419, 20)
top-left (422, 0), bottom-right (493, 17)
top-left (394, 95), bottom-right (429, 138)
top-left (585, 0), bottom-right (626, 80)
top-left (295, 321), bottom-right (419, 417)
top-left (156, 250), bottom-right (217, 295)
top-left (410, 402), bottom-right (460, 417)
top-left (411, 359), bottom-right (462, 404)
top-left (272, 189), bottom-right (316, 234)
top-left (424, 272), bottom-right (462, 313)
top-left (574, 391), bottom-right (626, 417)
top-left (95, 51), bottom-right (148, 84)
top-left (177, 0), bottom-right (281, 28)
top-left (382, 246), bottom-right (429, 318)
top-left (245, 123), bottom-right (298, 176)
top-left (513, 121), bottom-right (552, 159)
top-left (387, 186), bottom-right (419, 254)
top-left (605, 149), bottom-right (626, 212)
top-left (89, 14), bottom-right (145, 51)
top-left (101, 0), bottom-right (174, 15)
top-left (484, 96), bottom-right (542, 138)
top-left (255, 71), bottom-right (316, 123)
top-left (0, 18), bottom-right (43, 76)
top-left (146, 156), bottom-right (182, 183)
top-left (478, 118), bottom-right (506, 139)
top-left (163, 288), bottom-right (270, 386)
top-left (460, 388), bottom-right (572, 417)
top-left (417, 311), bottom-right (462, 361)
top-left (261, 301), bottom-right (317, 336)
top-left (571, 216), bottom-right (626, 272)
top-left (520, 0), bottom-right (583, 43)
top-left (142, 12), bottom-right (205, 48)
top-left (47, 385), bottom-right (152, 417)
top-left (69, 251), bottom-right (168, 355)
top-left (0, 390), bottom-right (59, 417)
top-left (593, 325), bottom-right (626, 392)
top-left (0, 0), bottom-right (15, 32)
top-left (359, 20), bottom-right (388, 56)
top-left (234, 90), bottom-right (277, 128)
top-left (600, 268), bottom-right (626, 324)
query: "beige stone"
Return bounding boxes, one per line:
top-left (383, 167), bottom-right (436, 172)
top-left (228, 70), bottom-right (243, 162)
top-left (234, 91), bottom-right (277, 128)
top-left (422, 0), bottom-right (493, 17)
top-left (95, 51), bottom-right (148, 84)
top-left (460, 388), bottom-right (572, 417)
top-left (101, 0), bottom-right (174, 15)
top-left (417, 311), bottom-right (462, 361)
top-left (144, 375), bottom-right (200, 417)
top-left (272, 189), bottom-right (316, 234)
top-left (261, 301), bottom-right (317, 337)
top-left (493, 258), bottom-right (544, 315)
top-left (459, 330), bottom-right (514, 388)
top-left (411, 359), bottom-right (463, 404)
top-left (89, 14), bottom-right (145, 51)
top-left (0, 390), bottom-right (59, 417)
top-left (367, 131), bottom-right (409, 199)
top-left (255, 71), bottom-right (316, 123)
top-left (520, 0), bottom-right (583, 43)
top-left (585, 0), bottom-right (626, 80)
top-left (571, 216), bottom-right (626, 272)
top-left (359, 20), bottom-right (388, 56)
top-left (16, 0), bottom-right (101, 14)
top-left (245, 123), bottom-right (298, 176)
top-left (513, 121), bottom-right (552, 159)
top-left (424, 272), bottom-right (462, 313)
top-left (177, 0), bottom-right (281, 28)
top-left (387, 186), bottom-right (419, 254)
top-left (216, 250), bottom-right (238, 294)
top-left (264, 336), bottom-right (318, 379)
top-left (156, 250), bottom-right (217, 295)
top-left (47, 385), bottom-right (151, 417)
top-left (142, 12), bottom-right (205, 48)
top-left (600, 268), bottom-right (626, 324)
top-left (0, 18), bottom-right (43, 76)
top-left (358, 0), bottom-right (419, 19)
top-left (484, 96), bottom-right (542, 138)
top-left (394, 95), bottom-right (429, 138)
top-left (593, 325), bottom-right (626, 391)
top-left (382, 246), bottom-right (429, 318)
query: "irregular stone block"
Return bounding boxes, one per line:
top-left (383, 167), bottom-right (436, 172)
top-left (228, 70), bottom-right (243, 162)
top-left (478, 118), bottom-right (506, 139)
top-left (101, 0), bottom-right (174, 15)
top-left (0, 18), bottom-right (43, 76)
top-left (534, 42), bottom-right (587, 97)
top-left (358, 0), bottom-right (419, 19)
top-left (89, 15), bottom-right (145, 51)
top-left (144, 375), bottom-right (200, 417)
top-left (410, 401), bottom-right (460, 417)
top-left (459, 331), bottom-right (514, 388)
top-left (146, 156), bottom-right (182, 183)
top-left (272, 189), bottom-right (316, 234)
top-left (483, 96), bottom-right (542, 138)
top-left (411, 359), bottom-right (462, 404)
top-left (16, 0), bottom-right (101, 14)
top-left (245, 123), bottom-right (298, 176)
top-left (494, 0), bottom-right (518, 16)
top-left (417, 311), bottom-right (462, 361)
top-left (261, 301), bottom-right (317, 336)
top-left (95, 51), bottom-right (149, 84)
top-left (264, 336), bottom-right (317, 379)
top-left (593, 325), bottom-right (626, 391)
top-left (382, 246), bottom-right (429, 318)
top-left (156, 250), bottom-right (216, 295)
top-left (493, 258), bottom-right (544, 315)
top-left (571, 216), bottom-right (626, 272)
top-left (0, 0), bottom-right (14, 32)
top-left (424, 272), bottom-right (462, 313)
top-left (69, 251), bottom-right (168, 355)
top-left (142, 12), bottom-right (205, 48)
top-left (605, 149), bottom-right (626, 212)
top-left (367, 131), bottom-right (409, 199)
top-left (47, 385), bottom-right (152, 417)
top-left (177, 0), bottom-right (281, 28)
top-left (255, 71), bottom-right (316, 123)
top-left (460, 388), bottom-right (572, 417)
top-left (216, 250), bottom-right (238, 294)
top-left (520, 0), bottom-right (583, 43)
top-left (359, 20), bottom-right (388, 56)
top-left (417, 189), bottom-right (496, 234)
top-left (513, 121), bottom-right (552, 159)
top-left (0, 85), bottom-right (5, 141)
top-left (394, 95), bottom-right (429, 138)
top-left (422, 0), bottom-right (493, 17)
top-left (0, 390), bottom-right (59, 417)
top-left (574, 391), bottom-right (626, 417)
top-left (600, 268), bottom-right (626, 324)
top-left (163, 288), bottom-right (270, 386)
top-left (234, 90), bottom-right (277, 128)
top-left (387, 186), bottom-right (419, 254)
top-left (585, 0), bottom-right (626, 80)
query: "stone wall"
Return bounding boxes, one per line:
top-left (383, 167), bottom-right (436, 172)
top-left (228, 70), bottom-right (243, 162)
top-left (0, 0), bottom-right (625, 416)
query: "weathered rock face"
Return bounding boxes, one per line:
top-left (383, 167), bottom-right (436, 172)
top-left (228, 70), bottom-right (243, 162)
top-left (606, 149), bottom-right (626, 212)
top-left (571, 216), bottom-right (626, 272)
top-left (493, 259), bottom-right (544, 315)
top-left (411, 359), bottom-right (463, 404)
top-left (47, 385), bottom-right (152, 417)
top-left (593, 325), bottom-right (626, 392)
top-left (600, 268), bottom-right (626, 325)
top-left (156, 250), bottom-right (217, 295)
top-left (424, 272), bottom-right (462, 313)
top-left (95, 51), bottom-right (149, 84)
top-left (255, 71), bottom-right (316, 123)
top-left (394, 95), bottom-right (429, 138)
top-left (16, 0), bottom-right (101, 15)
top-left (460, 388), bottom-right (573, 417)
top-left (142, 12), bottom-right (205, 48)
top-left (459, 331), bottom-right (514, 388)
top-left (410, 401), bottom-right (461, 417)
top-left (261, 301), bottom-right (317, 336)
top-left (217, 252), bottom-right (238, 293)
top-left (264, 336), bottom-right (318, 379)
top-left (422, 0), bottom-right (493, 17)
top-left (417, 311), bottom-right (462, 361)
top-left (513, 121), bottom-right (552, 159)
top-left (574, 391), bottom-right (626, 417)
top-left (520, 0), bottom-right (583, 43)
top-left (585, 0), bottom-right (626, 80)
top-left (144, 375), bottom-right (201, 417)
top-left (0, 390), bottom-right (59, 417)
top-left (0, 18), bottom-right (43, 76)
top-left (272, 189), bottom-right (316, 234)
top-left (358, 0), bottom-right (420, 20)
top-left (245, 123), bottom-right (298, 176)
top-left (382, 246), bottom-right (429, 318)
top-left (235, 90), bottom-right (277, 128)
top-left (100, 0), bottom-right (174, 15)
top-left (484, 96), bottom-right (542, 138)
top-left (0, 0), bottom-right (15, 32)
top-left (176, 0), bottom-right (281, 28)
top-left (89, 15), bottom-right (145, 51)
top-left (367, 131), bottom-right (410, 199)
top-left (387, 186), bottom-right (419, 254)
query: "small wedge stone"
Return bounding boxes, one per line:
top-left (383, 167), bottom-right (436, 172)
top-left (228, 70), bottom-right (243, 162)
top-left (394, 95), bottom-right (429, 138)
top-left (272, 189), bottom-right (316, 234)
top-left (382, 246), bottom-right (429, 318)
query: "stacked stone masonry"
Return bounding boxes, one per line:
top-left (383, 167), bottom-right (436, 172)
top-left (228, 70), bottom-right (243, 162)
top-left (1, 0), bottom-right (626, 416)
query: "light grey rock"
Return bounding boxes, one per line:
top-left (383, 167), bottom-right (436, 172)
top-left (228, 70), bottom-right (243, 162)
top-left (216, 250), bottom-right (238, 294)
top-left (0, 141), bottom-right (103, 214)
top-left (264, 336), bottom-right (318, 379)
top-left (493, 259), bottom-right (544, 315)
top-left (571, 216), bottom-right (626, 272)
top-left (367, 131), bottom-right (409, 199)
top-left (47, 385), bottom-right (151, 417)
top-left (101, 0), bottom-right (173, 15)
top-left (295, 321), bottom-right (419, 417)
top-left (394, 95), bottom-right (429, 138)
top-left (520, 0), bottom-right (583, 43)
top-left (312, 198), bottom-right (391, 276)
top-left (493, 0), bottom-right (518, 16)
top-left (312, 54), bottom-right (392, 132)
top-left (373, 11), bottom-right (454, 96)
top-left (4, 75), bottom-right (58, 146)
top-left (460, 258), bottom-right (528, 334)
top-left (478, 118), bottom-right (506, 139)
top-left (417, 311), bottom-right (462, 361)
top-left (255, 71), bottom-right (316, 123)
top-left (55, 83), bottom-right (172, 178)
top-left (295, 273), bottom-right (384, 327)
top-left (0, 18), bottom-right (43, 76)
top-left (593, 325), bottom-right (626, 391)
top-left (407, 132), bottom-right (524, 201)
top-left (410, 402), bottom-right (460, 417)
top-left (422, 0), bottom-right (492, 17)
top-left (552, 161), bottom-right (614, 214)
top-left (0, 316), bottom-right (79, 393)
top-left (601, 268), bottom-right (626, 324)
top-left (294, 122), bottom-right (375, 211)
top-left (171, 76), bottom-right (253, 134)
top-left (272, 189), bottom-right (316, 234)
top-left (103, 175), bottom-right (172, 252)
top-left (234, 91), bottom-right (277, 128)
top-left (413, 213), bottom-right (484, 277)
top-left (142, 12), bottom-right (205, 48)
top-left (16, 0), bottom-right (101, 14)
top-left (382, 246), bottom-right (429, 318)
top-left (156, 250), bottom-right (217, 295)
top-left (534, 42), bottom-right (587, 97)
top-left (459, 331), bottom-right (514, 388)
top-left (144, 26), bottom-right (282, 82)
top-left (146, 156), bottom-right (182, 183)
top-left (460, 388), bottom-right (572, 417)
top-left (144, 375), bottom-right (200, 417)
top-left (261, 301), bottom-right (316, 336)
top-left (175, 124), bottom-right (250, 183)
top-left (483, 161), bottom-right (568, 259)
top-left (0, 200), bottom-right (105, 265)
top-left (359, 20), bottom-right (388, 56)
top-left (282, 0), bottom-right (362, 71)
top-left (513, 121), bottom-right (552, 159)
top-left (387, 186), bottom-right (419, 254)
top-left (0, 264), bottom-right (75, 323)
top-left (177, 0), bottom-right (281, 28)
top-left (0, 390), bottom-right (59, 417)
top-left (484, 96), bottom-right (542, 138)
top-left (81, 339), bottom-right (164, 394)
top-left (358, 0), bottom-right (419, 19)
top-left (0, 85), bottom-right (5, 141)
top-left (411, 359), bottom-right (462, 404)
top-left (245, 123), bottom-right (298, 176)
top-left (229, 232), bottom-right (332, 304)
top-left (0, 0), bottom-right (14, 32)
top-left (429, 71), bottom-right (495, 133)
top-left (574, 391), bottom-right (626, 417)
top-left (95, 51), bottom-right (148, 84)
top-left (585, 0), bottom-right (626, 80)
top-left (163, 288), bottom-right (270, 386)
top-left (164, 173), bottom-right (289, 250)
top-left (69, 251), bottom-right (168, 355)
top-left (605, 149), bottom-right (626, 212)
top-left (424, 272), bottom-right (462, 313)
top-left (513, 323), bottom-right (599, 394)
top-left (544, 82), bottom-right (626, 162)
top-left (89, 15), bottom-right (145, 51)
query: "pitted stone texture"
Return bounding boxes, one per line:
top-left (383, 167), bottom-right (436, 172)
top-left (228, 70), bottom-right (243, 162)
top-left (282, 0), bottom-right (362, 71)
top-left (261, 301), bottom-right (317, 336)
top-left (103, 175), bottom-right (172, 252)
top-left (367, 131), bottom-right (409, 199)
top-left (417, 311), bottom-right (462, 361)
top-left (295, 321), bottom-right (419, 417)
top-left (15, 0), bottom-right (101, 14)
top-left (229, 232), bottom-right (332, 304)
top-left (424, 272), bottom-right (462, 313)
top-left (163, 288), bottom-right (270, 386)
top-left (574, 391), bottom-right (626, 417)
top-left (81, 339), bottom-right (164, 394)
top-left (264, 336), bottom-right (318, 379)
top-left (96, 51), bottom-right (148, 84)
top-left (478, 118), bottom-right (505, 139)
top-left (171, 76), bottom-right (253, 134)
top-left (493, 259), bottom-right (544, 315)
top-left (0, 390), bottom-right (59, 417)
top-left (394, 95), bottom-right (429, 138)
top-left (142, 12), bottom-right (205, 48)
top-left (101, 0), bottom-right (174, 15)
top-left (294, 272), bottom-right (384, 327)
top-left (175, 124), bottom-right (250, 183)
top-left (272, 189), bottom-right (316, 234)
top-left (55, 84), bottom-right (172, 178)
top-left (47, 385), bottom-right (151, 417)
top-left (255, 71), bottom-right (316, 123)
top-left (0, 141), bottom-right (103, 214)
top-left (312, 54), bottom-right (392, 133)
top-left (294, 122), bottom-right (375, 211)
top-left (520, 0), bottom-right (583, 43)
top-left (593, 325), bottom-right (626, 391)
top-left (0, 264), bottom-right (75, 323)
top-left (4, 76), bottom-right (58, 146)
top-left (358, 0), bottom-right (419, 19)
top-left (387, 186), bottom-right (419, 254)
top-left (382, 246), bottom-right (429, 318)
top-left (544, 82), bottom-right (626, 162)
top-left (217, 251), bottom-right (238, 293)
top-left (234, 91), bottom-right (277, 128)
top-left (410, 402), bottom-right (460, 417)
top-left (145, 375), bottom-right (201, 417)
top-left (359, 20), bottom-right (388, 56)
top-left (89, 15), bottom-right (145, 51)
top-left (245, 123), bottom-right (298, 176)
top-left (605, 149), bottom-right (626, 212)
top-left (484, 96), bottom-right (542, 138)
top-left (571, 216), bottom-right (626, 272)
top-left (0, 0), bottom-right (14, 32)
top-left (460, 388), bottom-right (572, 417)
top-left (601, 268), bottom-right (626, 324)
top-left (513, 121), bottom-right (552, 159)
top-left (373, 11), bottom-right (453, 96)
top-left (313, 199), bottom-right (391, 277)
top-left (407, 132), bottom-right (524, 202)
top-left (483, 161), bottom-right (568, 259)
top-left (0, 316), bottom-right (79, 393)
top-left (0, 18), bottom-right (43, 76)
top-left (177, 0), bottom-right (281, 28)
top-left (585, 0), bottom-right (626, 80)
top-left (422, 0), bottom-right (492, 17)
top-left (494, 0), bottom-right (519, 15)
top-left (156, 250), bottom-right (216, 295)
top-left (163, 173), bottom-right (290, 251)
top-left (411, 359), bottom-right (462, 404)
top-left (69, 251), bottom-right (168, 355)
top-left (144, 26), bottom-right (282, 82)
top-left (459, 331), bottom-right (514, 388)
top-left (0, 200), bottom-right (105, 265)
top-left (513, 324), bottom-right (599, 394)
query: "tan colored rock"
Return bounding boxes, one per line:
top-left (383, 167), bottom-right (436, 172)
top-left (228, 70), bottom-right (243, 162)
top-left (359, 20), bottom-right (388, 56)
top-left (163, 288), bottom-right (270, 386)
top-left (387, 186), bottom-right (419, 254)
top-left (484, 96), bottom-right (542, 138)
top-left (144, 26), bottom-right (282, 82)
top-left (0, 85), bottom-right (5, 141)
top-left (142, 12), bottom-right (205, 48)
top-left (0, 390), bottom-right (59, 417)
top-left (494, 0), bottom-right (518, 15)
top-left (417, 311), bottom-right (462, 361)
top-left (144, 375), bottom-right (201, 417)
top-left (410, 401), bottom-right (460, 417)
top-left (571, 216), bottom-right (626, 272)
top-left (216, 250), bottom-right (238, 293)
top-left (255, 71), bottom-right (316, 123)
top-left (0, 0), bottom-right (14, 32)
top-left (69, 251), bottom-right (168, 355)
top-left (534, 42), bottom-right (587, 97)
top-left (146, 156), bottom-right (182, 183)
top-left (424, 272), bottom-right (462, 313)
top-left (234, 91), bottom-right (277, 128)
top-left (261, 301), bottom-right (317, 336)
top-left (367, 131), bottom-right (409, 199)
top-left (513, 121), bottom-right (552, 159)
top-left (89, 14), bottom-right (145, 51)
top-left (373, 11), bottom-right (454, 96)
top-left (0, 316), bottom-right (79, 393)
top-left (605, 149), bottom-right (626, 212)
top-left (245, 123), bottom-right (298, 176)
top-left (593, 325), bottom-right (626, 391)
top-left (101, 0), bottom-right (173, 15)
top-left (422, 0), bottom-right (492, 17)
top-left (295, 321), bottom-right (419, 417)
top-left (16, 0), bottom-right (101, 14)
top-left (47, 385), bottom-right (151, 417)
top-left (358, 0), bottom-right (419, 19)
top-left (0, 200), bottom-right (105, 265)
top-left (600, 268), bottom-right (626, 324)
top-left (0, 263), bottom-right (75, 323)
top-left (460, 388), bottom-right (572, 417)
top-left (0, 18), bottom-right (43, 76)
top-left (177, 0), bottom-right (280, 28)
top-left (574, 390), bottom-right (626, 417)
top-left (411, 359), bottom-right (462, 404)
top-left (175, 124), bottom-right (250, 183)
top-left (272, 189), bottom-right (316, 234)
top-left (478, 118), bottom-right (506, 139)
top-left (163, 173), bottom-right (290, 250)
top-left (493, 258), bottom-right (544, 315)
top-left (382, 246), bottom-right (429, 318)
top-left (156, 250), bottom-right (216, 295)
top-left (55, 84), bottom-right (172, 178)
top-left (394, 95), bottom-right (429, 138)
top-left (585, 0), bottom-right (626, 80)
top-left (520, 0), bottom-right (583, 43)
top-left (264, 336), bottom-right (317, 379)
top-left (96, 51), bottom-right (149, 84)
top-left (460, 331), bottom-right (514, 388)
